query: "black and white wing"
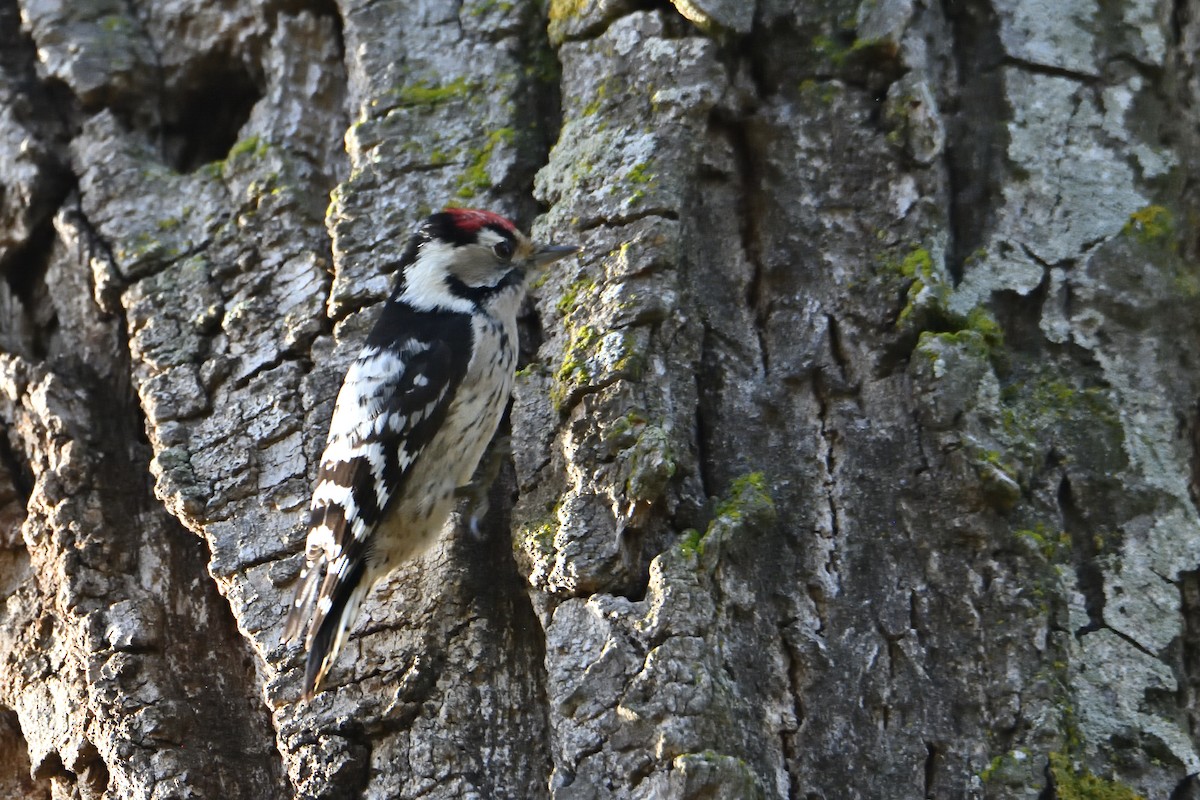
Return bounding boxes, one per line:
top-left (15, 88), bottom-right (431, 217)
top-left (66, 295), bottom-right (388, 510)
top-left (283, 307), bottom-right (471, 697)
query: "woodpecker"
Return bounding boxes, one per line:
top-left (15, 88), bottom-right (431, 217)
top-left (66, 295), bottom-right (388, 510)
top-left (282, 208), bottom-right (577, 698)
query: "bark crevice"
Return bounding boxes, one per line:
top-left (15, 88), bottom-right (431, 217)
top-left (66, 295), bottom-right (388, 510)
top-left (941, 0), bottom-right (1009, 284)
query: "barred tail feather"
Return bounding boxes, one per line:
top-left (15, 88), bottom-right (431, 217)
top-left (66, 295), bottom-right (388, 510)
top-left (302, 557), bottom-right (368, 699)
top-left (282, 560), bottom-right (323, 644)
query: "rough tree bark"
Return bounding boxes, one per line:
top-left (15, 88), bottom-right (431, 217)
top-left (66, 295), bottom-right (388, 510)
top-left (0, 0), bottom-right (1197, 798)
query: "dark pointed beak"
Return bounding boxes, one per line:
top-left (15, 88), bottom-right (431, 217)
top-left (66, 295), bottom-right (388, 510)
top-left (531, 243), bottom-right (580, 267)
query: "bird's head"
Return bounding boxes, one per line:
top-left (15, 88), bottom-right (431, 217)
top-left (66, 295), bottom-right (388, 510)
top-left (397, 208), bottom-right (577, 314)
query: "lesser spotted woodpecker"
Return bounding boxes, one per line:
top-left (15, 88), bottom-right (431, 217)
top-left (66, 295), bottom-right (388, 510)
top-left (282, 208), bottom-right (577, 698)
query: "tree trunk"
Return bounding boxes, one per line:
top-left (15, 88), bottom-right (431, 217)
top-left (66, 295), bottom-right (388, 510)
top-left (1, 0), bottom-right (1197, 797)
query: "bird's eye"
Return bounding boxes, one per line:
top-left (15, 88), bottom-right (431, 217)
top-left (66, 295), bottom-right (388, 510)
top-left (493, 240), bottom-right (514, 260)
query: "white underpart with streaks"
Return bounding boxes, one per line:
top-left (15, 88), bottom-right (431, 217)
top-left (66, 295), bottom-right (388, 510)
top-left (366, 283), bottom-right (523, 571)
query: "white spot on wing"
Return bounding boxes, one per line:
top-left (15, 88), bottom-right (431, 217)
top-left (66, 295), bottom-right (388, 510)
top-left (306, 524), bottom-right (338, 558)
top-left (312, 480), bottom-right (351, 507)
top-left (325, 342), bottom-right (430, 444)
top-left (320, 437), bottom-right (352, 465)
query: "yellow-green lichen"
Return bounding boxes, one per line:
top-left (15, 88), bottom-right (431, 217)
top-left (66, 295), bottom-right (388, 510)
top-left (885, 240), bottom-right (1006, 365)
top-left (513, 362), bottom-right (541, 380)
top-left (612, 331), bottom-right (647, 378)
top-left (979, 749), bottom-right (1032, 783)
top-left (797, 78), bottom-right (841, 104)
top-left (616, 161), bottom-right (656, 205)
top-left (679, 474), bottom-right (779, 568)
top-left (556, 276), bottom-right (599, 316)
top-left (550, 324), bottom-right (600, 409)
top-left (627, 162), bottom-right (654, 184)
top-left (995, 369), bottom-right (1126, 497)
top-left (200, 161), bottom-right (224, 181)
top-left (1173, 264), bottom-right (1200, 298)
top-left (1048, 753), bottom-right (1144, 800)
top-left (1001, 375), bottom-right (1119, 433)
top-left (1016, 523), bottom-right (1071, 562)
top-left (529, 269), bottom-right (553, 291)
top-left (963, 307), bottom-right (1004, 351)
top-left (672, 751), bottom-right (762, 797)
top-left (118, 230), bottom-right (181, 266)
top-left (888, 246), bottom-right (948, 327)
top-left (515, 519), bottom-right (555, 551)
top-left (228, 135), bottom-right (269, 160)
top-left (1121, 205), bottom-right (1174, 247)
top-left (456, 127), bottom-right (514, 199)
top-left (714, 472), bottom-right (775, 522)
top-left (812, 33), bottom-right (897, 68)
top-left (394, 76), bottom-right (477, 107)
top-left (679, 528), bottom-right (706, 558)
top-left (600, 410), bottom-right (648, 455)
top-left (1121, 206), bottom-right (1195, 295)
top-left (468, 0), bottom-right (515, 16)
top-left (550, 326), bottom-right (647, 411)
top-left (625, 423), bottom-right (676, 504)
top-left (549, 0), bottom-right (587, 23)
top-left (99, 14), bottom-right (131, 32)
top-left (196, 136), bottom-right (271, 180)
top-left (581, 82), bottom-right (608, 117)
top-left (897, 246), bottom-right (933, 279)
top-left (428, 147), bottom-right (458, 166)
top-left (911, 303), bottom-right (1005, 374)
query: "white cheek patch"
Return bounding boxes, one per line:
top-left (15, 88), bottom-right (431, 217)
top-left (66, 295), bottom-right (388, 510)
top-left (452, 228), bottom-right (513, 288)
top-left (400, 233), bottom-right (525, 305)
top-left (401, 240), bottom-right (476, 313)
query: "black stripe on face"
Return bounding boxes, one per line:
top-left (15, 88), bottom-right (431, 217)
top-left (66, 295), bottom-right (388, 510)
top-left (445, 267), bottom-right (525, 305)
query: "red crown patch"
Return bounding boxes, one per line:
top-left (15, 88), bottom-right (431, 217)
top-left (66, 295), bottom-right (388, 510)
top-left (444, 207), bottom-right (517, 235)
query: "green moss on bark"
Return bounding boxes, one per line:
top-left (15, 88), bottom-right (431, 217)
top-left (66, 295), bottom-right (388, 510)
top-left (1048, 753), bottom-right (1144, 800)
